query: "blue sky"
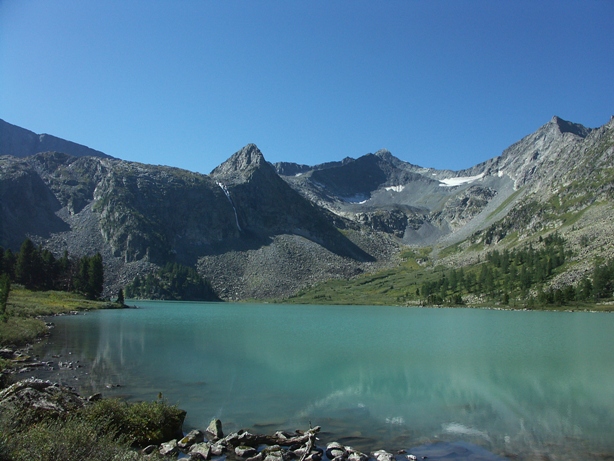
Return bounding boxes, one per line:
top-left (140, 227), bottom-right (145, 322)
top-left (1, 1), bottom-right (612, 174)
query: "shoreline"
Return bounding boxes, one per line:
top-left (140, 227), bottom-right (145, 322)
top-left (0, 377), bottom-right (511, 461)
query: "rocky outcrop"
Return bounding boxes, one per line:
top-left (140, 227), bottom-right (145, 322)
top-left (0, 378), bottom-right (86, 421)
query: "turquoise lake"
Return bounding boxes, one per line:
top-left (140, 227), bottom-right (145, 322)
top-left (31, 302), bottom-right (614, 459)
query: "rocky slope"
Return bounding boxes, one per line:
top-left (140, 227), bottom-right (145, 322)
top-left (0, 144), bottom-right (400, 299)
top-left (1, 115), bottom-right (613, 300)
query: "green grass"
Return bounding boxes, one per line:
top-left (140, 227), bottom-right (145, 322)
top-left (0, 395), bottom-right (184, 460)
top-left (5, 287), bottom-right (115, 318)
top-left (0, 316), bottom-right (48, 346)
top-left (1, 287), bottom-right (119, 362)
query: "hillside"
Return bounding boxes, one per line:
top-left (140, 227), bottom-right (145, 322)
top-left (289, 116), bottom-right (614, 307)
top-left (1, 115), bottom-right (613, 303)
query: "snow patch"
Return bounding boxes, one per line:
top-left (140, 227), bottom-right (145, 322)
top-left (498, 170), bottom-right (504, 178)
top-left (439, 173), bottom-right (485, 187)
top-left (384, 185), bottom-right (405, 192)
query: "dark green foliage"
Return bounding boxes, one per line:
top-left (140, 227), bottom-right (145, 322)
top-left (576, 260), bottom-right (614, 302)
top-left (14, 239), bottom-right (38, 289)
top-left (0, 396), bottom-right (183, 460)
top-left (1, 249), bottom-right (15, 280)
top-left (81, 397), bottom-right (186, 446)
top-left (117, 288), bottom-right (125, 305)
top-left (126, 262), bottom-right (219, 301)
top-left (421, 233), bottom-right (570, 306)
top-left (420, 232), bottom-right (614, 307)
top-left (0, 274), bottom-right (9, 323)
top-left (0, 240), bottom-right (105, 300)
top-left (87, 253), bottom-right (104, 300)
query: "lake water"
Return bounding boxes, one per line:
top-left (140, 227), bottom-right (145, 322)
top-left (30, 302), bottom-right (614, 460)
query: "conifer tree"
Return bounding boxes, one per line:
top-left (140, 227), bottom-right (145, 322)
top-left (15, 238), bottom-right (36, 288)
top-left (87, 253), bottom-right (104, 300)
top-left (0, 274), bottom-right (10, 322)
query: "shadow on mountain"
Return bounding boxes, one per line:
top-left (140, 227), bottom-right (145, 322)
top-left (0, 168), bottom-right (70, 250)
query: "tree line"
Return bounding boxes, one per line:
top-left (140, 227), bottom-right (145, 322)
top-left (419, 233), bottom-right (614, 307)
top-left (125, 262), bottom-right (219, 301)
top-left (0, 238), bottom-right (104, 312)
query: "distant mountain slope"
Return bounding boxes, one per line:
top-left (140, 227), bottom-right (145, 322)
top-left (1, 115), bottom-right (612, 302)
top-left (0, 146), bottom-right (397, 299)
top-left (0, 118), bottom-right (111, 159)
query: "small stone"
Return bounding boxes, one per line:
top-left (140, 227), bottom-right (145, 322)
top-left (210, 442), bottom-right (226, 456)
top-left (372, 450), bottom-right (395, 461)
top-left (141, 445), bottom-right (157, 455)
top-left (159, 439), bottom-right (178, 457)
top-left (326, 442), bottom-right (346, 460)
top-left (246, 453), bottom-right (264, 461)
top-left (348, 450), bottom-right (368, 461)
top-left (262, 445), bottom-right (284, 461)
top-left (179, 429), bottom-right (205, 449)
top-left (189, 442), bottom-right (212, 460)
top-left (236, 445), bottom-right (258, 458)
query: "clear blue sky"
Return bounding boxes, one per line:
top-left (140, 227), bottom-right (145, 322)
top-left (1, 1), bottom-right (612, 173)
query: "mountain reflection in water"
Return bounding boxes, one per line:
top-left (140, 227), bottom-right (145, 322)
top-left (31, 302), bottom-right (614, 460)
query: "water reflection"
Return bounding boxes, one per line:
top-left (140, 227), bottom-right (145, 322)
top-left (32, 304), bottom-right (614, 460)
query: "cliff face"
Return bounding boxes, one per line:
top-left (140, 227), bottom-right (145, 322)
top-left (0, 145), bottom-right (390, 299)
top-left (1, 115), bottom-right (613, 300)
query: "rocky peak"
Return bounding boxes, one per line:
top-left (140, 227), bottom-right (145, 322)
top-left (549, 116), bottom-right (592, 138)
top-left (210, 144), bottom-right (277, 183)
top-left (374, 149), bottom-right (393, 160)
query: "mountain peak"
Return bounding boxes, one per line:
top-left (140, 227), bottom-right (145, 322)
top-left (374, 149), bottom-right (393, 160)
top-left (549, 116), bottom-right (592, 138)
top-left (210, 144), bottom-right (266, 176)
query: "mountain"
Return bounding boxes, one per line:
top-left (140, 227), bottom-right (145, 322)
top-left (0, 142), bottom-right (398, 300)
top-left (0, 118), bottom-right (111, 159)
top-left (1, 115), bottom-right (613, 303)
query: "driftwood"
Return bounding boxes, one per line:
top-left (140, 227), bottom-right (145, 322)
top-left (297, 426), bottom-right (318, 461)
top-left (223, 426), bottom-right (321, 449)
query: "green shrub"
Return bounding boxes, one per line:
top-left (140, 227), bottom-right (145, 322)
top-left (0, 316), bottom-right (47, 347)
top-left (4, 415), bottom-right (136, 461)
top-left (82, 398), bottom-right (186, 446)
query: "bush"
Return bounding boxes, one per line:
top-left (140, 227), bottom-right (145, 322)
top-left (4, 415), bottom-right (135, 461)
top-left (81, 398), bottom-right (186, 446)
top-left (0, 395), bottom-right (184, 460)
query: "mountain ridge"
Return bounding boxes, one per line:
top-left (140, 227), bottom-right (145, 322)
top-left (1, 115), bottom-right (612, 302)
top-left (0, 118), bottom-right (112, 160)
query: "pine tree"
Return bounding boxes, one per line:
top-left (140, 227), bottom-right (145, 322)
top-left (117, 288), bottom-right (125, 305)
top-left (15, 238), bottom-right (36, 288)
top-left (0, 274), bottom-right (10, 322)
top-left (87, 253), bottom-right (104, 300)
